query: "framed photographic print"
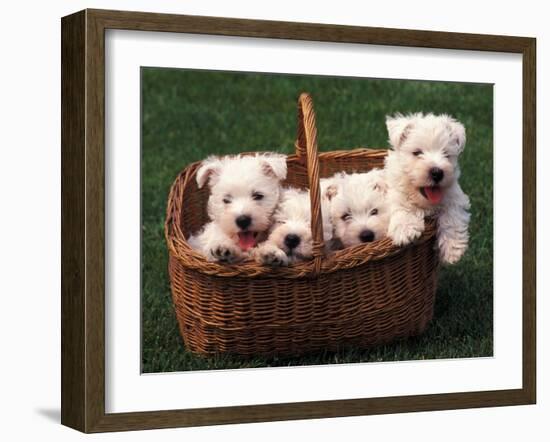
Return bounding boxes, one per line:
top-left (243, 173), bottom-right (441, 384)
top-left (61, 9), bottom-right (536, 433)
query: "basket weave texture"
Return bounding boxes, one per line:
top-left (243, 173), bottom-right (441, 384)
top-left (165, 93), bottom-right (439, 357)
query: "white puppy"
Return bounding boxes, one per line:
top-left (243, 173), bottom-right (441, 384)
top-left (323, 169), bottom-right (391, 248)
top-left (254, 187), bottom-right (333, 266)
top-left (187, 153), bottom-right (287, 263)
top-left (384, 113), bottom-right (470, 264)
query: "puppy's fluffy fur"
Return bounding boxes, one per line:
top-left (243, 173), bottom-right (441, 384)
top-left (322, 169), bottom-right (390, 248)
top-left (384, 113), bottom-right (470, 264)
top-left (187, 153), bottom-right (287, 263)
top-left (254, 187), bottom-right (333, 266)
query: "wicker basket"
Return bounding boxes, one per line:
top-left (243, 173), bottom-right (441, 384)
top-left (165, 93), bottom-right (439, 357)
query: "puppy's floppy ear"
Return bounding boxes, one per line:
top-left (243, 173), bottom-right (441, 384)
top-left (445, 117), bottom-right (466, 154)
top-left (260, 154), bottom-right (287, 180)
top-left (323, 184), bottom-right (339, 201)
top-left (369, 169), bottom-right (388, 195)
top-left (373, 180), bottom-right (389, 195)
top-left (196, 156), bottom-right (222, 189)
top-left (386, 114), bottom-right (415, 149)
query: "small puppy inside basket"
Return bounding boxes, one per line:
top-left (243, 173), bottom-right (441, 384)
top-left (252, 187), bottom-right (334, 266)
top-left (187, 153), bottom-right (287, 263)
top-left (322, 168), bottom-right (391, 249)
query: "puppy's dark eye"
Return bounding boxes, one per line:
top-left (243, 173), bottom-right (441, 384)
top-left (443, 151), bottom-right (450, 159)
top-left (223, 197), bottom-right (231, 204)
top-left (370, 208), bottom-right (378, 216)
top-left (413, 150), bottom-right (423, 157)
top-left (341, 213), bottom-right (351, 221)
top-left (252, 192), bottom-right (264, 201)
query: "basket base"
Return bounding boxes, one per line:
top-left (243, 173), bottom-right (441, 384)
top-left (169, 230), bottom-right (439, 359)
top-left (177, 276), bottom-right (436, 359)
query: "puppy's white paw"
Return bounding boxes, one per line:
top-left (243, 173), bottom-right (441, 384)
top-left (438, 237), bottom-right (467, 264)
top-left (389, 219), bottom-right (424, 246)
top-left (255, 244), bottom-right (289, 267)
top-left (206, 240), bottom-right (243, 263)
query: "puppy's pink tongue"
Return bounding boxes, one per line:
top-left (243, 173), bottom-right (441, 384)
top-left (424, 186), bottom-right (443, 204)
top-left (237, 232), bottom-right (256, 251)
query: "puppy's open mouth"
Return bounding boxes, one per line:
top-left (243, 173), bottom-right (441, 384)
top-left (419, 186), bottom-right (443, 205)
top-left (237, 231), bottom-right (258, 251)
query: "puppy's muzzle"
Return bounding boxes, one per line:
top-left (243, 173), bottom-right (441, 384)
top-left (284, 233), bottom-right (301, 250)
top-left (429, 167), bottom-right (444, 183)
top-left (235, 214), bottom-right (252, 230)
top-left (359, 229), bottom-right (375, 243)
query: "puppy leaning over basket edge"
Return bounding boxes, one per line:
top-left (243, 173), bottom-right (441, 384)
top-left (384, 113), bottom-right (471, 265)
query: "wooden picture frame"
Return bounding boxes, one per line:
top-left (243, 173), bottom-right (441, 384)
top-left (61, 8), bottom-right (536, 433)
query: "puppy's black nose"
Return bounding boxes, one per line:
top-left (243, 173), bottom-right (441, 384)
top-left (284, 234), bottom-right (301, 250)
top-left (430, 167), bottom-right (444, 183)
top-left (235, 215), bottom-right (252, 230)
top-left (359, 229), bottom-right (375, 243)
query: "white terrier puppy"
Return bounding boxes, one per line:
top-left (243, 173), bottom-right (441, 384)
top-left (187, 153), bottom-right (287, 263)
top-left (323, 169), bottom-right (391, 248)
top-left (254, 187), bottom-right (333, 266)
top-left (384, 113), bottom-right (470, 264)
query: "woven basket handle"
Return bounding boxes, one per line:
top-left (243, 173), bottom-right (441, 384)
top-left (294, 93), bottom-right (324, 275)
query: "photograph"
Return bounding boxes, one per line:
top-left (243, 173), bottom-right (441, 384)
top-left (141, 67), bottom-right (494, 373)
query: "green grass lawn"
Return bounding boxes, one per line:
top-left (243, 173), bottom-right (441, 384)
top-left (141, 68), bottom-right (493, 373)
